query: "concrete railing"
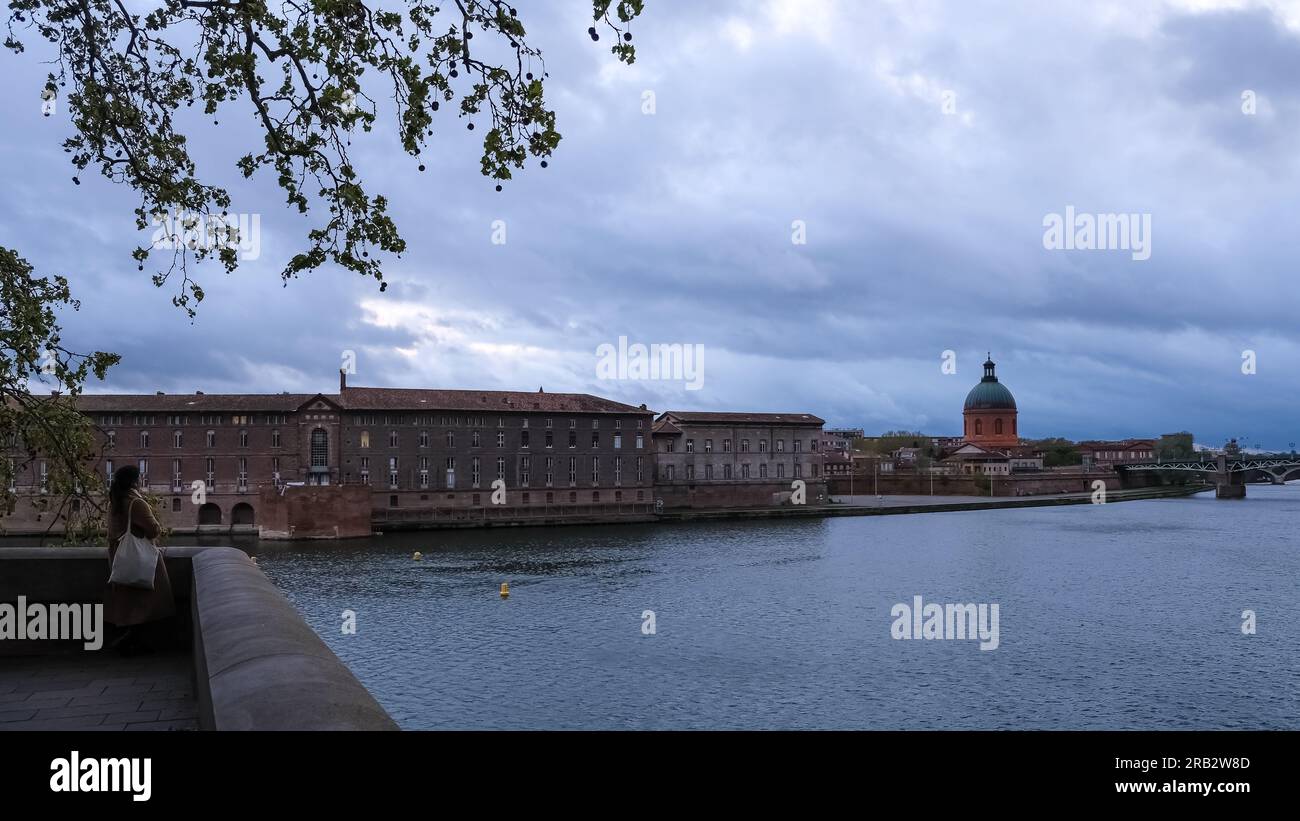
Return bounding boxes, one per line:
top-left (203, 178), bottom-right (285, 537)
top-left (0, 546), bottom-right (397, 731)
top-left (189, 548), bottom-right (396, 730)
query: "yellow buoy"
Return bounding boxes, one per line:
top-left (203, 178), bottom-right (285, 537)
top-left (413, 551), bottom-right (423, 561)
top-left (499, 582), bottom-right (510, 599)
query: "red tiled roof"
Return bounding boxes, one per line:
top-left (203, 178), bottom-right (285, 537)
top-left (651, 419), bottom-right (683, 435)
top-left (658, 411), bottom-right (825, 426)
top-left (339, 386), bottom-right (650, 415)
top-left (72, 393), bottom-right (327, 412)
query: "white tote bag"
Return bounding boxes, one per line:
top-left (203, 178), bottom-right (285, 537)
top-left (108, 495), bottom-right (160, 590)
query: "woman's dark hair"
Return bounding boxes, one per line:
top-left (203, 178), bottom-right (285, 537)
top-left (109, 465), bottom-right (141, 516)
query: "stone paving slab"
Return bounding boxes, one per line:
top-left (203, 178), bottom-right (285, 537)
top-left (0, 652), bottom-right (199, 731)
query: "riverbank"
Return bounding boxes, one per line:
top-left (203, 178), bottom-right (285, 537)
top-left (655, 484), bottom-right (1212, 522)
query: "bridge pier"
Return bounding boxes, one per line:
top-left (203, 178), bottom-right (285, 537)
top-left (1215, 456), bottom-right (1245, 498)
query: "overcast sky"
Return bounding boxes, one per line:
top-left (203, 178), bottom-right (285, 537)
top-left (4, 0), bottom-right (1300, 447)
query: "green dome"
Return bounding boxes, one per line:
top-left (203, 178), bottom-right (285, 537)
top-left (964, 357), bottom-right (1017, 410)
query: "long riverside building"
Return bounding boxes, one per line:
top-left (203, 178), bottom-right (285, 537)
top-left (3, 372), bottom-right (658, 536)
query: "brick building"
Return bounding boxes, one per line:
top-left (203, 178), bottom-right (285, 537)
top-left (3, 373), bottom-right (657, 535)
top-left (651, 411), bottom-right (828, 508)
top-left (1077, 439), bottom-right (1156, 471)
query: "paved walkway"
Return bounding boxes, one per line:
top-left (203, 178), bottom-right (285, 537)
top-left (0, 652), bottom-right (199, 731)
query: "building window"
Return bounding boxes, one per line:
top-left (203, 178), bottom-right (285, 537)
top-left (360, 431), bottom-right (370, 448)
top-left (686, 439), bottom-right (695, 453)
top-left (139, 431), bottom-right (150, 448)
top-left (614, 458), bottom-right (622, 486)
top-left (39, 461), bottom-right (48, 493)
top-left (591, 432), bottom-right (599, 448)
top-left (389, 430), bottom-right (399, 448)
top-left (389, 495), bottom-right (398, 508)
top-left (995, 419), bottom-right (1003, 435)
top-left (545, 457), bottom-right (554, 487)
top-left (794, 463), bottom-right (802, 479)
top-left (137, 458), bottom-right (148, 485)
top-left (568, 457), bottom-right (577, 486)
top-left (420, 431), bottom-right (430, 448)
top-left (776, 440), bottom-right (784, 453)
top-left (172, 459), bottom-right (183, 491)
top-left (472, 457), bottom-right (481, 488)
top-left (311, 429), bottom-right (329, 469)
top-left (591, 456), bottom-right (600, 486)
top-left (272, 457), bottom-right (280, 484)
top-left (360, 457), bottom-right (369, 486)
top-left (238, 458), bottom-right (248, 492)
top-left (442, 457), bottom-right (452, 489)
top-left (760, 463), bottom-right (768, 478)
top-left (173, 430), bottom-right (183, 448)
top-left (389, 457), bottom-right (399, 489)
top-left (664, 439), bottom-right (674, 453)
top-left (521, 456), bottom-right (530, 486)
top-left (271, 429), bottom-right (281, 448)
top-left (569, 419), bottom-right (576, 429)
top-left (105, 459), bottom-right (114, 480)
top-left (239, 430), bottom-right (249, 448)
top-left (742, 464), bottom-right (750, 479)
top-left (636, 433), bottom-right (643, 449)
top-left (704, 439), bottom-right (712, 453)
top-left (975, 419), bottom-right (983, 436)
top-left (777, 463), bottom-right (785, 479)
top-left (446, 431), bottom-right (454, 448)
top-left (497, 431), bottom-right (506, 448)
top-left (614, 433), bottom-right (622, 449)
top-left (592, 491), bottom-right (601, 503)
top-left (206, 430), bottom-right (215, 448)
top-left (724, 439), bottom-right (732, 453)
top-left (205, 458), bottom-right (215, 490)
top-left (741, 439), bottom-right (750, 453)
top-left (760, 439), bottom-right (768, 452)
top-left (686, 464), bottom-right (695, 480)
top-left (496, 457), bottom-right (506, 482)
top-left (567, 430), bottom-right (576, 449)
top-left (472, 431), bottom-right (481, 448)
top-left (521, 430), bottom-right (530, 448)
top-left (793, 440), bottom-right (800, 453)
top-left (636, 456), bottom-right (644, 482)
top-left (663, 464), bottom-right (675, 481)
top-left (704, 464), bottom-right (713, 480)
top-left (106, 431), bottom-right (116, 448)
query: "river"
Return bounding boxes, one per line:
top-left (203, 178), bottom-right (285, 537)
top-left (226, 486), bottom-right (1298, 729)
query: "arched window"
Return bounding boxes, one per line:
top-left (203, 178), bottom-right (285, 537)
top-left (1011, 417), bottom-right (1017, 434)
top-left (995, 419), bottom-right (1003, 435)
top-left (310, 429), bottom-right (329, 468)
top-left (975, 419), bottom-right (983, 436)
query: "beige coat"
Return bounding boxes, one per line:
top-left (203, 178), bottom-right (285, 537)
top-left (105, 490), bottom-right (175, 626)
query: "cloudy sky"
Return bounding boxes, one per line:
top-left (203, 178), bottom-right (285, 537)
top-left (4, 0), bottom-right (1300, 447)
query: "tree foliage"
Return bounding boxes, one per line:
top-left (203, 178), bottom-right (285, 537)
top-left (5, 0), bottom-right (646, 315)
top-left (0, 247), bottom-right (119, 538)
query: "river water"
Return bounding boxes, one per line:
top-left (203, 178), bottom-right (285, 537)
top-left (113, 488), bottom-right (1300, 728)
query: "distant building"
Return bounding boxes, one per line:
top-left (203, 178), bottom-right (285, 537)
top-left (651, 411), bottom-right (827, 508)
top-left (824, 428), bottom-right (864, 450)
top-left (962, 355), bottom-right (1018, 448)
top-left (1077, 439), bottom-right (1155, 471)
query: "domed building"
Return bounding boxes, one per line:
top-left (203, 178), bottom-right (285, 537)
top-left (962, 355), bottom-right (1018, 448)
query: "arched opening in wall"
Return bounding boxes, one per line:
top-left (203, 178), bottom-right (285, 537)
top-left (231, 503), bottom-right (255, 526)
top-left (1012, 417), bottom-right (1017, 435)
top-left (995, 419), bottom-right (1003, 435)
top-left (975, 419), bottom-right (983, 436)
top-left (198, 503), bottom-right (222, 525)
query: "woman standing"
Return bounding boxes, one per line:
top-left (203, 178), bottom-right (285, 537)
top-left (105, 465), bottom-right (174, 648)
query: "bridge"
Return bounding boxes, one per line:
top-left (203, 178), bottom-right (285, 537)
top-left (1116, 454), bottom-right (1300, 498)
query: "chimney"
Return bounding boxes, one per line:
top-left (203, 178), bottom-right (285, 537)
top-left (339, 368), bottom-right (347, 392)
